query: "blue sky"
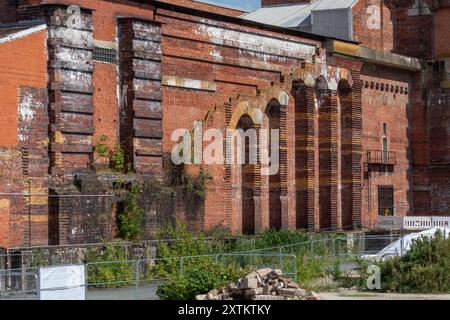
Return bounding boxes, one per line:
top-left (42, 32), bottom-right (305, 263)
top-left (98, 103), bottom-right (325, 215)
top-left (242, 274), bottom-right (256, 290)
top-left (210, 0), bottom-right (261, 11)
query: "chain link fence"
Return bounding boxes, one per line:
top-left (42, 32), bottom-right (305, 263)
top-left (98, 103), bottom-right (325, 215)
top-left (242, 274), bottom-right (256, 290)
top-left (0, 232), bottom-right (404, 300)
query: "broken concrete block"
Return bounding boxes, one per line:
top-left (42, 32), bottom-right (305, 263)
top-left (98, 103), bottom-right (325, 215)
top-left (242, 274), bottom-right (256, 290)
top-left (244, 287), bottom-right (263, 300)
top-left (274, 269), bottom-right (283, 276)
top-left (256, 268), bottom-right (273, 279)
top-left (240, 277), bottom-right (258, 289)
top-left (207, 289), bottom-right (219, 300)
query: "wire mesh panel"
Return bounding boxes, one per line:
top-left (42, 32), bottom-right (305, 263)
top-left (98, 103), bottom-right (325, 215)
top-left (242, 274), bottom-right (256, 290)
top-left (0, 268), bottom-right (39, 300)
top-left (351, 235), bottom-right (401, 255)
top-left (85, 260), bottom-right (139, 300)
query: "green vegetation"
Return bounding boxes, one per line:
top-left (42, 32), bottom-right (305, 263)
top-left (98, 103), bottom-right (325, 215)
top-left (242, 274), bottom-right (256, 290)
top-left (156, 260), bottom-right (249, 300)
top-left (94, 135), bottom-right (110, 157)
top-left (85, 244), bottom-right (135, 288)
top-left (111, 144), bottom-right (125, 171)
top-left (117, 184), bottom-right (145, 241)
top-left (380, 231), bottom-right (450, 293)
top-left (82, 224), bottom-right (347, 296)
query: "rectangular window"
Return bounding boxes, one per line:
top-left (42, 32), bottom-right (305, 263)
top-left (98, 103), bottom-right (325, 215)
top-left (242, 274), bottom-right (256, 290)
top-left (382, 123), bottom-right (388, 163)
top-left (378, 186), bottom-right (394, 216)
top-left (93, 47), bottom-right (117, 64)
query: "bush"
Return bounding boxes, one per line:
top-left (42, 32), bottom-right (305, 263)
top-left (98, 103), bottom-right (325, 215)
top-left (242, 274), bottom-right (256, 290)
top-left (380, 230), bottom-right (450, 293)
top-left (117, 185), bottom-right (145, 240)
top-left (149, 224), bottom-right (232, 278)
top-left (111, 144), bottom-right (125, 171)
top-left (156, 260), bottom-right (248, 300)
top-left (86, 244), bottom-right (135, 288)
top-left (254, 229), bottom-right (309, 250)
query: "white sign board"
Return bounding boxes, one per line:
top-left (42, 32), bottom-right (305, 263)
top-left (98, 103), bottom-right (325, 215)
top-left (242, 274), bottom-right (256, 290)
top-left (376, 216), bottom-right (403, 230)
top-left (39, 265), bottom-right (85, 300)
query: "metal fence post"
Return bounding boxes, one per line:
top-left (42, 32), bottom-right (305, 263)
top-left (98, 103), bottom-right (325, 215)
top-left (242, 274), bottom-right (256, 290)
top-left (293, 255), bottom-right (298, 283)
top-left (84, 263), bottom-right (88, 301)
top-left (278, 247), bottom-right (283, 272)
top-left (135, 260), bottom-right (139, 300)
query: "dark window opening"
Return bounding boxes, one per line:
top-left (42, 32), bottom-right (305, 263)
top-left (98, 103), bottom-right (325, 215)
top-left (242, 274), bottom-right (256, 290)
top-left (378, 186), bottom-right (394, 216)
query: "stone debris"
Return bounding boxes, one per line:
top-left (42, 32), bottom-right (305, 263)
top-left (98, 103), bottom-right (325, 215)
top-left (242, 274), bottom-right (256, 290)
top-left (196, 268), bottom-right (323, 301)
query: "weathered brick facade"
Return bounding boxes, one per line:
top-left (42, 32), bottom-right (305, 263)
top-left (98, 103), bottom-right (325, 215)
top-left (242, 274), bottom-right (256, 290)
top-left (0, 0), bottom-right (449, 248)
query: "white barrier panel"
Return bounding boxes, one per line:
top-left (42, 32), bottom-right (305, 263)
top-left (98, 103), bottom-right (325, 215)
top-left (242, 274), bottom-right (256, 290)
top-left (39, 265), bottom-right (85, 300)
top-left (377, 216), bottom-right (450, 230)
top-left (376, 216), bottom-right (403, 230)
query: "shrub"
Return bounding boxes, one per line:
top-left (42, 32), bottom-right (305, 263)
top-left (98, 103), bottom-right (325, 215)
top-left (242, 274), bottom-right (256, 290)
top-left (117, 185), bottom-right (145, 240)
top-left (156, 260), bottom-right (248, 300)
top-left (380, 230), bottom-right (450, 293)
top-left (85, 244), bottom-right (135, 288)
top-left (94, 135), bottom-right (109, 157)
top-left (255, 229), bottom-right (309, 249)
top-left (111, 144), bottom-right (125, 171)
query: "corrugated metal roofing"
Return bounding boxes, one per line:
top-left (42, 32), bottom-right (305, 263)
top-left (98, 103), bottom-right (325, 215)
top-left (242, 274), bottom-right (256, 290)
top-left (242, 0), bottom-right (357, 28)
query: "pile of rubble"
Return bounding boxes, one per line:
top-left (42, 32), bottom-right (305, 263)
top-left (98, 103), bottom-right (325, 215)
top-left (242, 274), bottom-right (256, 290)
top-left (196, 268), bottom-right (322, 300)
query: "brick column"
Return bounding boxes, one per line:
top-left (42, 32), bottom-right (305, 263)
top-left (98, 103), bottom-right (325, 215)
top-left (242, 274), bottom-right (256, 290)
top-left (118, 18), bottom-right (163, 176)
top-left (45, 5), bottom-right (94, 175)
top-left (253, 124), bottom-right (262, 233)
top-left (305, 86), bottom-right (319, 231)
top-left (279, 99), bottom-right (289, 229)
top-left (351, 71), bottom-right (363, 228)
top-left (224, 102), bottom-right (233, 232)
top-left (330, 91), bottom-right (342, 230)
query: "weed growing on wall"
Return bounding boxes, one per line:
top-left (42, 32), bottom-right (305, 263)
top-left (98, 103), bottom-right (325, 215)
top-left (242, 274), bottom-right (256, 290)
top-left (111, 144), bottom-right (125, 171)
top-left (94, 135), bottom-right (109, 157)
top-left (85, 244), bottom-right (135, 288)
top-left (117, 185), bottom-right (145, 241)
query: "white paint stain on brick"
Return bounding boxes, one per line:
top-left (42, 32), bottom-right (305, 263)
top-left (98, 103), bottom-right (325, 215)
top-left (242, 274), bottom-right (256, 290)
top-left (196, 22), bottom-right (316, 61)
top-left (18, 92), bottom-right (36, 143)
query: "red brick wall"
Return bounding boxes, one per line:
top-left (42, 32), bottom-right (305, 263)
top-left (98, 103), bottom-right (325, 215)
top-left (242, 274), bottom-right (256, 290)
top-left (93, 63), bottom-right (119, 161)
top-left (360, 65), bottom-right (412, 227)
top-left (389, 4), bottom-right (433, 59)
top-left (433, 8), bottom-right (450, 59)
top-left (0, 29), bottom-right (48, 148)
top-left (0, 29), bottom-right (48, 248)
top-left (0, 0), bottom-right (18, 23)
top-left (353, 0), bottom-right (394, 51)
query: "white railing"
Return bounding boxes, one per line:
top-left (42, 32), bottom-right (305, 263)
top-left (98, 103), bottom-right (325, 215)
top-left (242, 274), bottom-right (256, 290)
top-left (377, 216), bottom-right (450, 230)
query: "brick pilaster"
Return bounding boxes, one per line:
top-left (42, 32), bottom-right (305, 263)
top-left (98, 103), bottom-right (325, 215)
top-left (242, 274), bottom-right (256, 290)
top-left (118, 18), bottom-right (163, 176)
top-left (351, 71), bottom-right (363, 228)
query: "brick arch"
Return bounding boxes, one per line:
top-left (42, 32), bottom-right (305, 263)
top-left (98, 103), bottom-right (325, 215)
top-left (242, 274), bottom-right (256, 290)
top-left (228, 86), bottom-right (291, 129)
top-left (226, 84), bottom-right (292, 233)
top-left (228, 101), bottom-right (264, 130)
